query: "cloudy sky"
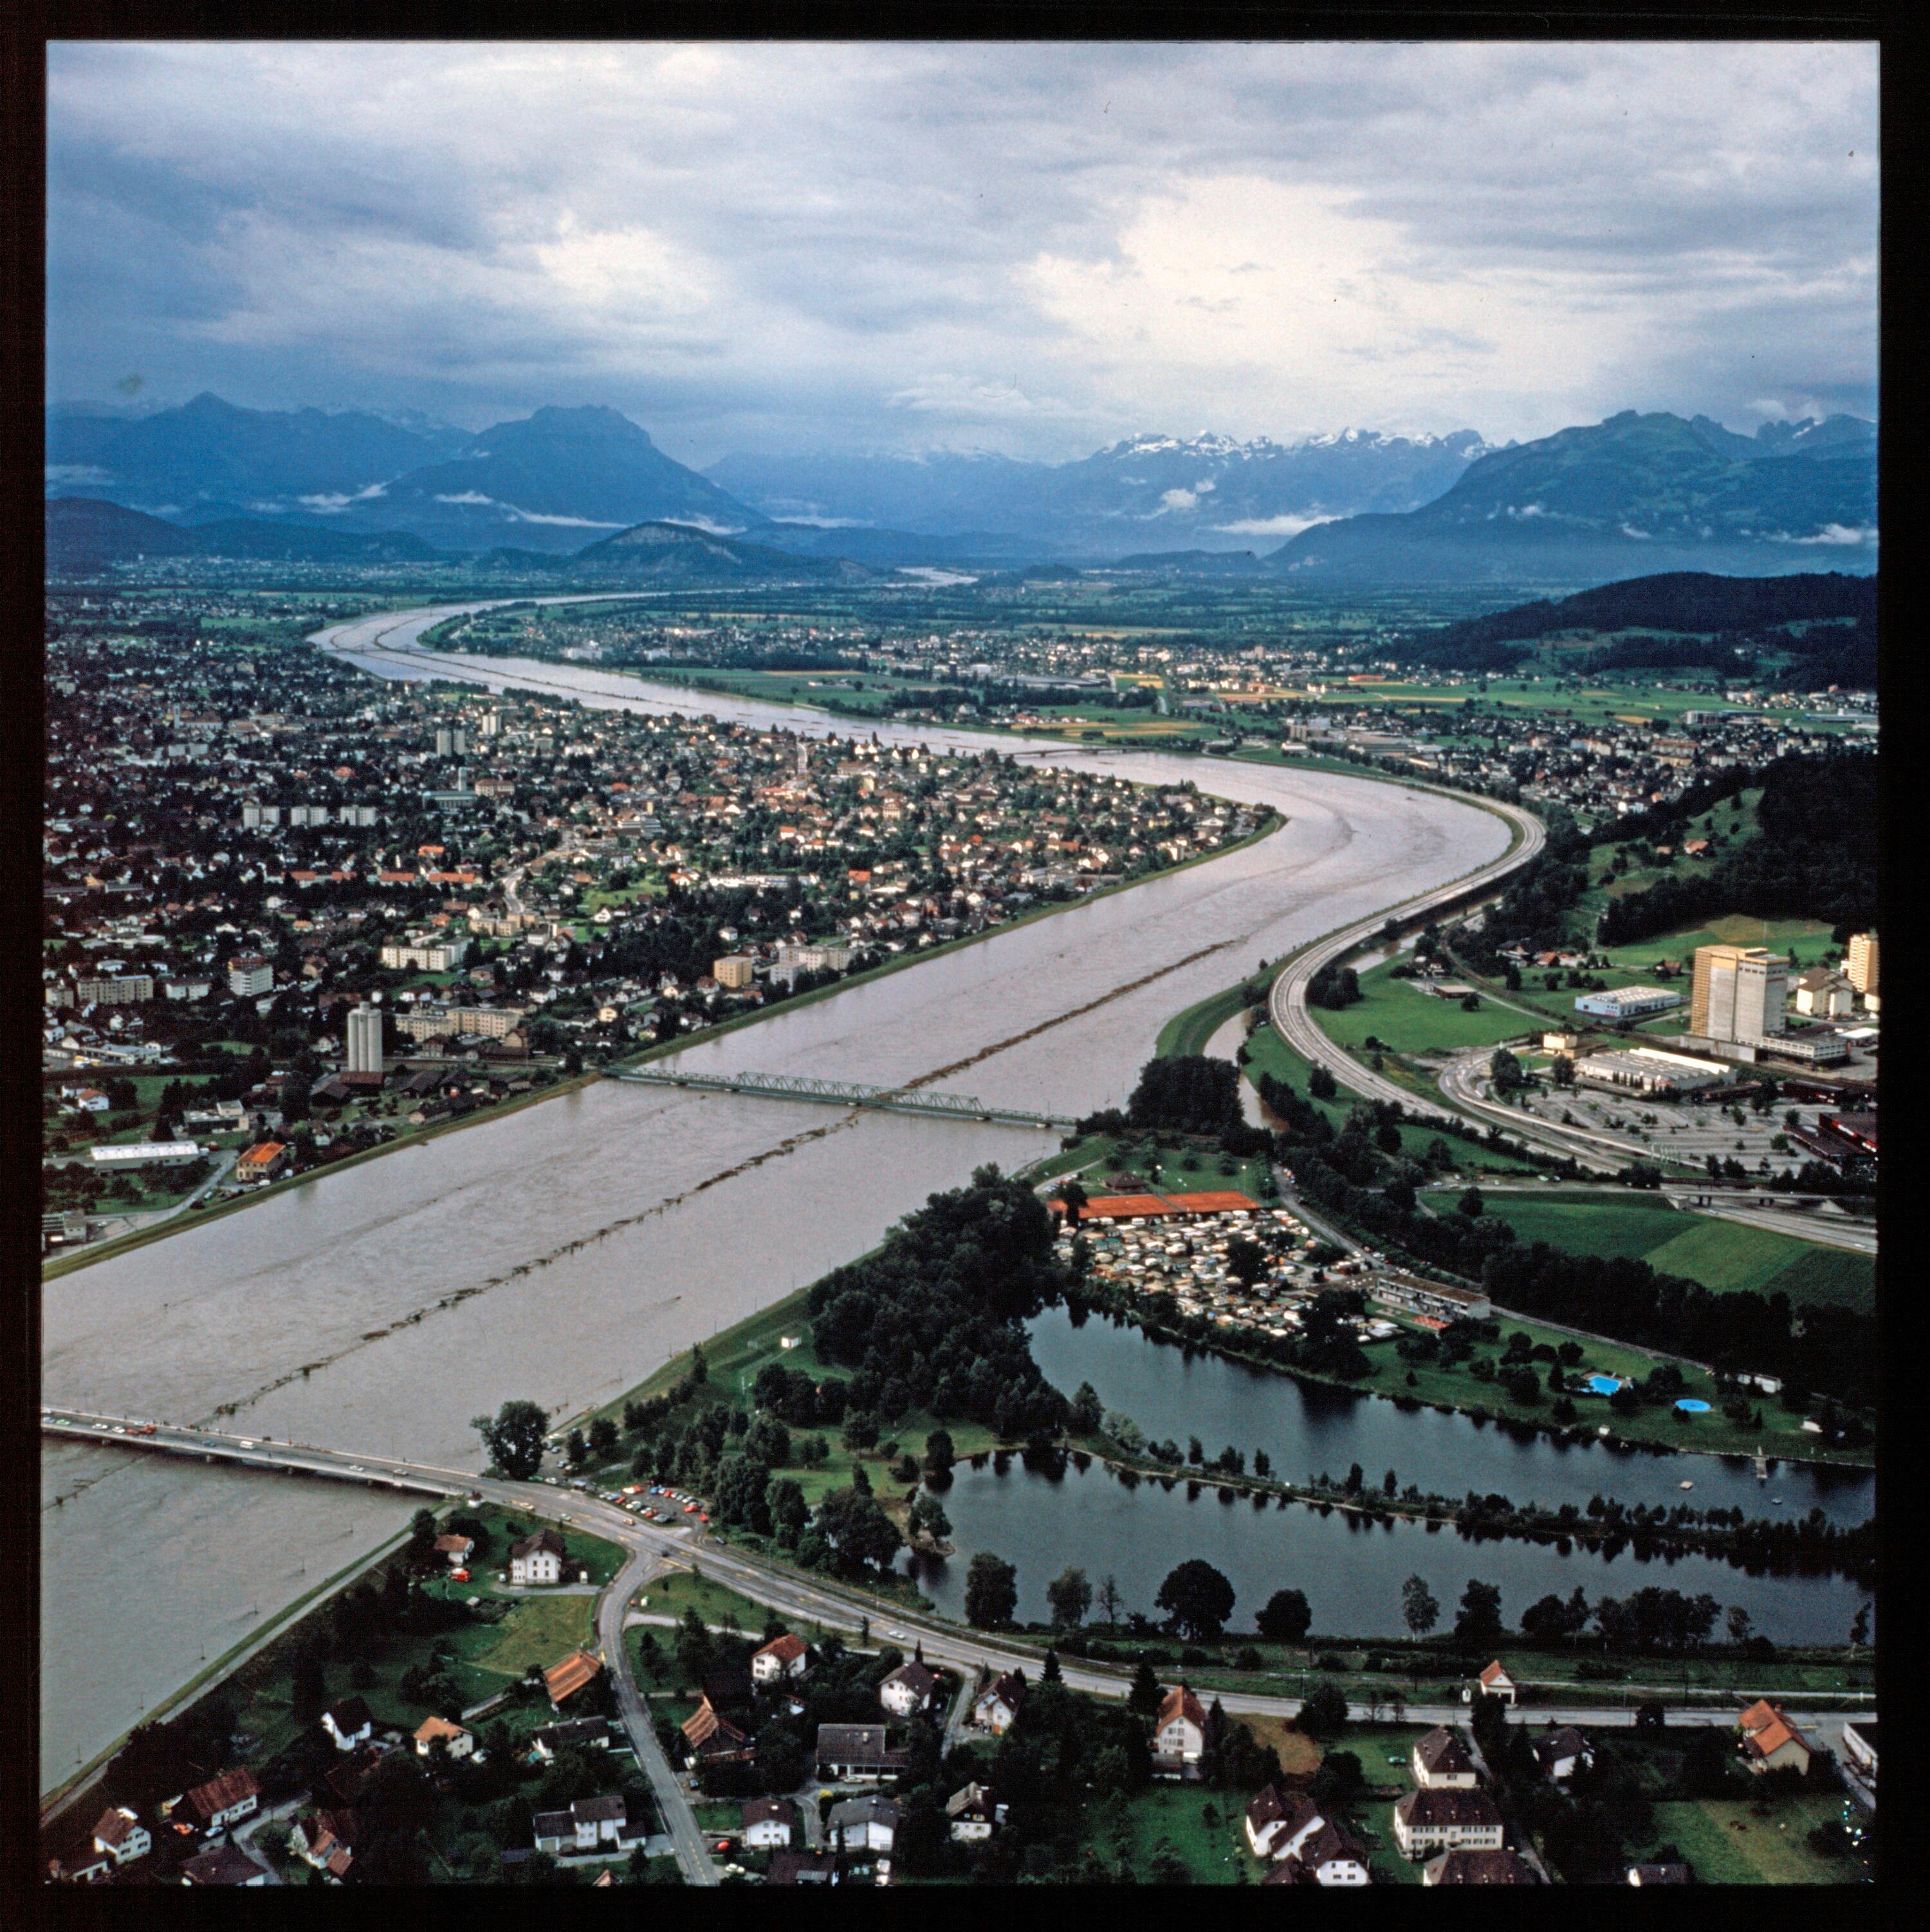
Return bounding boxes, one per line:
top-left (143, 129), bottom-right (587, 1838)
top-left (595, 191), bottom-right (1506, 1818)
top-left (46, 41), bottom-right (1878, 464)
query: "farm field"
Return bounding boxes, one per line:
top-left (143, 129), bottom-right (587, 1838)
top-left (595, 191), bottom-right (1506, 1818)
top-left (1447, 1189), bottom-right (1875, 1315)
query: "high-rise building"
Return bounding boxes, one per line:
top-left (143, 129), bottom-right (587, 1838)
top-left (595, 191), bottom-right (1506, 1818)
top-left (346, 1002), bottom-right (384, 1075)
top-left (434, 727), bottom-right (469, 757)
top-left (713, 955), bottom-right (756, 989)
top-left (1690, 945), bottom-right (1788, 1043)
top-left (479, 710), bottom-right (502, 738)
top-left (227, 955), bottom-right (274, 997)
top-left (1846, 932), bottom-right (1879, 997)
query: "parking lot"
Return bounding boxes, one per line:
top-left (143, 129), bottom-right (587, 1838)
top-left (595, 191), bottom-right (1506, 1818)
top-left (1512, 1083), bottom-right (1837, 1178)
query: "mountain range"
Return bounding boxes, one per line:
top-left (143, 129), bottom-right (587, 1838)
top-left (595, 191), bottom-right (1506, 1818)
top-left (1264, 410), bottom-right (1876, 585)
top-left (44, 393), bottom-right (1875, 584)
top-left (709, 428), bottom-right (1493, 556)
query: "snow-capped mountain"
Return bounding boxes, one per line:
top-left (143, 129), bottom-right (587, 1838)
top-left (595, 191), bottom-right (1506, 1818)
top-left (709, 428), bottom-right (1493, 558)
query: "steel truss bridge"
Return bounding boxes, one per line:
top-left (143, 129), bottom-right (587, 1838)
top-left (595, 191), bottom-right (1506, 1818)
top-left (610, 1064), bottom-right (1076, 1131)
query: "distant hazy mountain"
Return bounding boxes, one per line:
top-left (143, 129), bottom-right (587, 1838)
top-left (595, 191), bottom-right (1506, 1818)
top-left (1265, 411), bottom-right (1877, 586)
top-left (46, 496), bottom-right (440, 567)
top-left (365, 405), bottom-right (766, 553)
top-left (491, 517), bottom-right (874, 584)
top-left (43, 392), bottom-right (465, 516)
top-left (43, 395), bottom-right (765, 555)
top-left (708, 428), bottom-right (1491, 558)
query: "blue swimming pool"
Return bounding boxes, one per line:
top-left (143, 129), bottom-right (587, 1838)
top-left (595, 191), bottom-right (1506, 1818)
top-left (1675, 1399), bottom-right (1712, 1413)
top-left (1582, 1374), bottom-right (1623, 1396)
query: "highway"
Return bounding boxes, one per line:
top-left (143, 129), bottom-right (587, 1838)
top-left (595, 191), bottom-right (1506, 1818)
top-left (1665, 1193), bottom-right (1879, 1256)
top-left (1265, 789), bottom-right (1548, 1132)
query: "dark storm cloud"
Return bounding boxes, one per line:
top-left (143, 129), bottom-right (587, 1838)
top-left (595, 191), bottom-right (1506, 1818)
top-left (46, 41), bottom-right (1877, 461)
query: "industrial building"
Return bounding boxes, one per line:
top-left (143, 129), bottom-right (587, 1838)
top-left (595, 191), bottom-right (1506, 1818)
top-left (1573, 1047), bottom-right (1727, 1096)
top-left (1573, 986), bottom-right (1683, 1020)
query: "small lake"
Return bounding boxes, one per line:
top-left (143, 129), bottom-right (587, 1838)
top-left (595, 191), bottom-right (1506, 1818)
top-left (909, 1455), bottom-right (1869, 1643)
top-left (1025, 1305), bottom-right (1874, 1525)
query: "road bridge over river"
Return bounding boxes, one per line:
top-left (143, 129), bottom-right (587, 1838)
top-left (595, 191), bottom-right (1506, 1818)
top-left (609, 1065), bottom-right (1078, 1130)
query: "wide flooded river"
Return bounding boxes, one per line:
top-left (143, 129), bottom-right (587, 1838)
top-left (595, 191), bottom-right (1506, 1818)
top-left (35, 598), bottom-right (1862, 1789)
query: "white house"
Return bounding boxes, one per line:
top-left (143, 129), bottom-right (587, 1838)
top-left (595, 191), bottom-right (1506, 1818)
top-left (531, 1794), bottom-right (648, 1857)
top-left (183, 1769), bottom-right (261, 1835)
top-left (815, 1724), bottom-right (900, 1783)
top-left (320, 1697), bottom-right (374, 1753)
top-left (90, 1807), bottom-right (151, 1866)
top-left (1392, 1789), bottom-right (1506, 1859)
top-left (1411, 1727), bottom-right (1480, 1789)
top-left (973, 1671), bottom-right (1025, 1735)
top-left (946, 1783), bottom-right (1000, 1843)
top-left (508, 1527), bottom-right (567, 1585)
top-left (412, 1716), bottom-right (475, 1760)
top-left (1280, 1821), bottom-right (1370, 1886)
top-left (1532, 1726), bottom-right (1591, 1783)
top-left (1471, 1661), bottom-right (1517, 1706)
top-left (752, 1632), bottom-right (809, 1684)
top-left (1424, 1848), bottom-right (1537, 1885)
top-left (1154, 1683), bottom-right (1208, 1769)
top-left (742, 1797), bottom-right (795, 1850)
top-left (1244, 1785), bottom-right (1325, 1862)
top-left (829, 1794), bottom-right (899, 1854)
top-left (289, 1810), bottom-right (355, 1882)
top-left (879, 1659), bottom-right (939, 1718)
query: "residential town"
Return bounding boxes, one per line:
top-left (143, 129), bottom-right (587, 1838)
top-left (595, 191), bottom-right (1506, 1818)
top-left (42, 609), bottom-right (1253, 1249)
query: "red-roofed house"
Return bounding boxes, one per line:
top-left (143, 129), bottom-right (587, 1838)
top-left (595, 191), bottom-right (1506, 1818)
top-left (1473, 1662), bottom-right (1517, 1706)
top-left (1154, 1684), bottom-right (1208, 1772)
top-left (1738, 1700), bottom-right (1813, 1776)
top-left (90, 1807), bottom-right (151, 1866)
top-left (753, 1632), bottom-right (809, 1684)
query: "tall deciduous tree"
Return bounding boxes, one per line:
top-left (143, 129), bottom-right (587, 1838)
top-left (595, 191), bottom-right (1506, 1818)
top-left (472, 1399), bottom-right (549, 1480)
top-left (1155, 1559), bottom-right (1236, 1642)
top-left (1047, 1567), bottom-right (1093, 1630)
top-left (964, 1552), bottom-right (1018, 1629)
top-left (1401, 1574), bottom-right (1440, 1641)
top-left (1256, 1588), bottom-right (1312, 1644)
top-left (1453, 1578), bottom-right (1505, 1654)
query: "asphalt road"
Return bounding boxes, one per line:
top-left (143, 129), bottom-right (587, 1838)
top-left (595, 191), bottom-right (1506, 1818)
top-left (596, 1545), bottom-right (719, 1886)
top-left (1265, 790), bottom-right (1548, 1131)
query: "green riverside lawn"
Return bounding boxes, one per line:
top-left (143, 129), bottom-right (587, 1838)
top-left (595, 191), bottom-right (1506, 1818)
top-left (1235, 1017), bottom-right (1543, 1174)
top-left (1310, 954), bottom-right (1537, 1058)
